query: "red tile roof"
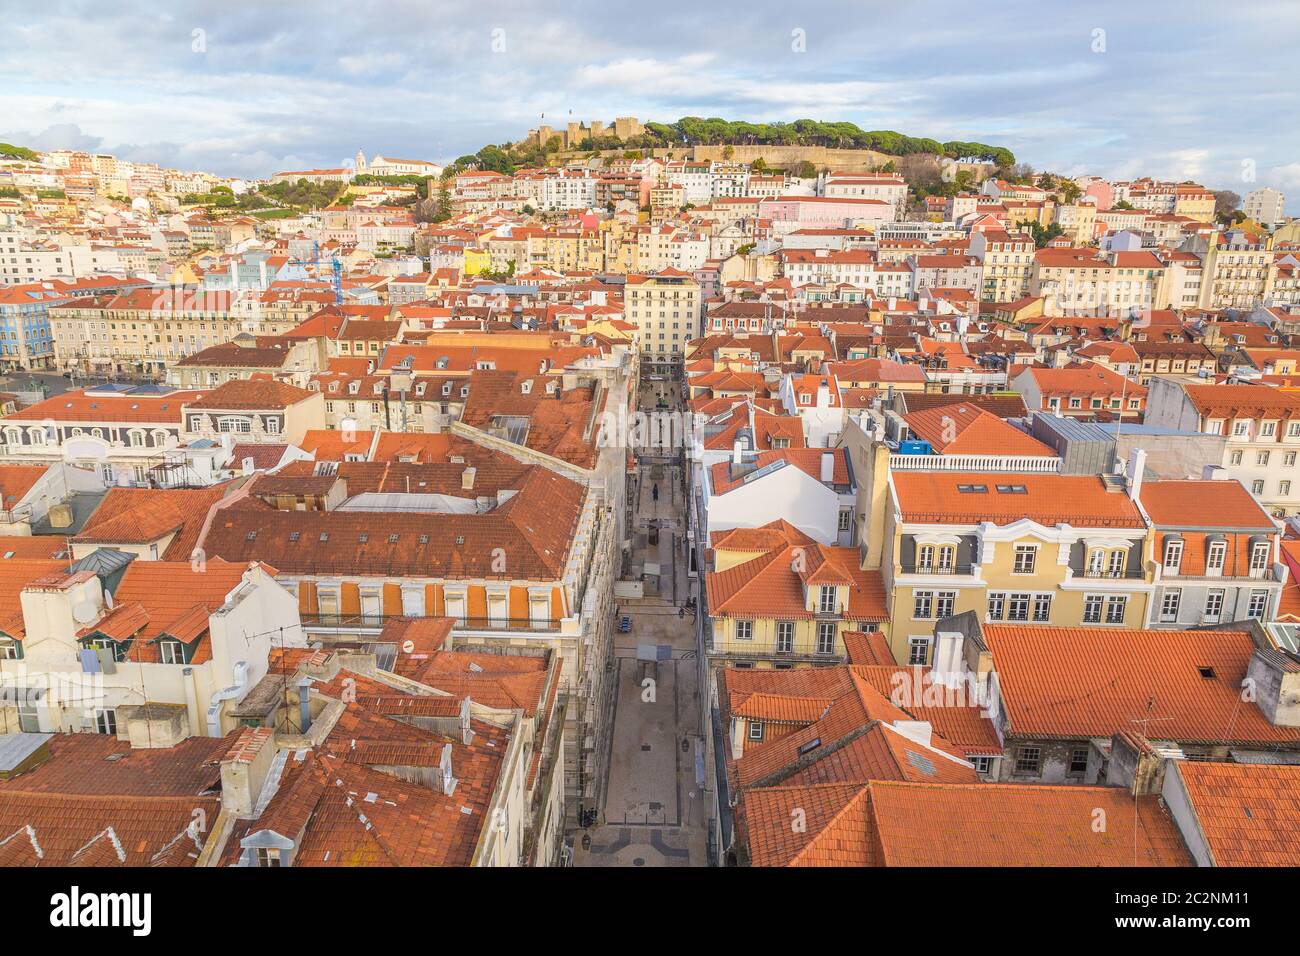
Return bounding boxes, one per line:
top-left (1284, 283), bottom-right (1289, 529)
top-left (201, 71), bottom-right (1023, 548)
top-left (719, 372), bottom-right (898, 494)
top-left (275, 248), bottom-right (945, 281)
top-left (892, 472), bottom-right (1145, 527)
top-left (867, 781), bottom-right (1191, 867)
top-left (1139, 479), bottom-right (1276, 529)
top-left (902, 403), bottom-right (1056, 456)
top-left (984, 624), bottom-right (1300, 746)
top-left (1174, 761), bottom-right (1300, 866)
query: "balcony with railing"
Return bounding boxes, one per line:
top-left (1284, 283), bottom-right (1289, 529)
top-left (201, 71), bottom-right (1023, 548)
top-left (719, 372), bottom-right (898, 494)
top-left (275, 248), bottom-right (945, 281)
top-left (889, 453), bottom-right (1062, 473)
top-left (1159, 566), bottom-right (1280, 583)
top-left (301, 613), bottom-right (566, 633)
top-left (899, 562), bottom-right (977, 576)
top-left (705, 637), bottom-right (844, 662)
top-left (1079, 567), bottom-right (1146, 580)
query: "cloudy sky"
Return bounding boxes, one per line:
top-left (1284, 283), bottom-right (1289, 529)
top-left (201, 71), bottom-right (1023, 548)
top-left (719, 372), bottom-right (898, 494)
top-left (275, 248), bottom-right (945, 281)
top-left (2, 0), bottom-right (1296, 208)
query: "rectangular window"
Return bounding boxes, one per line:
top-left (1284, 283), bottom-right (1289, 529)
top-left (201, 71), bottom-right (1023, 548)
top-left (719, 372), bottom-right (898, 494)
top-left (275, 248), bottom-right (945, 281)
top-left (1068, 748), bottom-right (1089, 775)
top-left (775, 621), bottom-right (794, 653)
top-left (95, 709), bottom-right (116, 735)
top-left (1083, 594), bottom-right (1104, 624)
top-left (914, 591), bottom-right (933, 619)
top-left (816, 622), bottom-right (837, 655)
top-left (1105, 595), bottom-right (1127, 624)
top-left (908, 637), bottom-right (930, 666)
top-left (735, 620), bottom-right (753, 641)
top-left (1247, 590), bottom-right (1268, 619)
top-left (1032, 594), bottom-right (1052, 622)
top-left (1014, 747), bottom-right (1042, 775)
top-left (1252, 479), bottom-right (1265, 495)
top-left (1203, 590), bottom-right (1224, 624)
top-left (971, 756), bottom-right (992, 774)
top-left (934, 591), bottom-right (956, 620)
top-left (1251, 542), bottom-right (1271, 577)
top-left (1013, 545), bottom-right (1037, 575)
top-left (987, 592), bottom-right (1005, 620)
top-left (1160, 589), bottom-right (1181, 623)
top-left (159, 640), bottom-right (183, 664)
top-left (1163, 539), bottom-right (1183, 572)
top-left (1109, 549), bottom-right (1126, 577)
top-left (1230, 450), bottom-right (1243, 466)
top-left (1206, 541), bottom-right (1227, 574)
top-left (1007, 593), bottom-right (1031, 621)
top-left (818, 586), bottom-right (837, 614)
top-left (748, 721), bottom-right (765, 741)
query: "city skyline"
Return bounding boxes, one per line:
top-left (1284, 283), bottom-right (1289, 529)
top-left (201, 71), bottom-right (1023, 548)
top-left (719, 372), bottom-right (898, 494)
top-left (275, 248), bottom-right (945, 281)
top-left (2, 0), bottom-right (1297, 209)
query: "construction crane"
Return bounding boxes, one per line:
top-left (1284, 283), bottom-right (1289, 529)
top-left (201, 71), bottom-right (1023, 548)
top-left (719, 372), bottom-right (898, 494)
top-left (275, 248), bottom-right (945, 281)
top-left (286, 240), bottom-right (344, 304)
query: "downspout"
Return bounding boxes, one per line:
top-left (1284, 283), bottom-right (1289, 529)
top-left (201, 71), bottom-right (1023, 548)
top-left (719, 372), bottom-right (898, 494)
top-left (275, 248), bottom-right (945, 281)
top-left (182, 666), bottom-right (201, 738)
top-left (206, 660), bottom-right (250, 737)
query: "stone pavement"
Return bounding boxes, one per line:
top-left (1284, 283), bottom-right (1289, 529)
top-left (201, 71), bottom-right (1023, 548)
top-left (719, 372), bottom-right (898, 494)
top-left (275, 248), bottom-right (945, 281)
top-left (573, 377), bottom-right (709, 867)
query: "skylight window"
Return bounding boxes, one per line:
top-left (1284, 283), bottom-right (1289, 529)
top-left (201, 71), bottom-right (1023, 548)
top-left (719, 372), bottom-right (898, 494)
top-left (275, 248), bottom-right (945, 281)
top-left (996, 484), bottom-right (1028, 494)
top-left (957, 484), bottom-right (988, 493)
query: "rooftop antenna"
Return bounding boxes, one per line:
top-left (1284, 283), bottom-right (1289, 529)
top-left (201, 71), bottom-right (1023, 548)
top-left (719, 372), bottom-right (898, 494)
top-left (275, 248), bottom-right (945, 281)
top-left (1128, 701), bottom-right (1175, 866)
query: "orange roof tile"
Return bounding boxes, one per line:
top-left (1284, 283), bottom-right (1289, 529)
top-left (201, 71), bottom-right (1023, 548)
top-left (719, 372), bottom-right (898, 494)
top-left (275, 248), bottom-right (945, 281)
top-left (868, 781), bottom-right (1191, 866)
top-left (902, 403), bottom-right (1055, 456)
top-left (1174, 761), bottom-right (1300, 866)
top-left (984, 624), bottom-right (1300, 745)
top-left (891, 472), bottom-right (1145, 527)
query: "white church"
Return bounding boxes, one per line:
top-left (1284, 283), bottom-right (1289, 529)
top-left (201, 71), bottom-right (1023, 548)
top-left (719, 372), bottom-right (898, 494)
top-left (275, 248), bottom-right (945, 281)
top-left (355, 150), bottom-right (443, 178)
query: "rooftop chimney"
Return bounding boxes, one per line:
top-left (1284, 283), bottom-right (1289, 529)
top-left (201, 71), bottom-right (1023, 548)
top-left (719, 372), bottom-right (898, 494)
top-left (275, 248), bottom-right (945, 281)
top-left (460, 696), bottom-right (474, 745)
top-left (439, 742), bottom-right (458, 795)
top-left (461, 466), bottom-right (476, 491)
top-left (297, 677), bottom-right (313, 733)
top-left (1247, 649), bottom-right (1300, 728)
top-left (732, 439), bottom-right (744, 466)
top-left (1127, 448), bottom-right (1147, 500)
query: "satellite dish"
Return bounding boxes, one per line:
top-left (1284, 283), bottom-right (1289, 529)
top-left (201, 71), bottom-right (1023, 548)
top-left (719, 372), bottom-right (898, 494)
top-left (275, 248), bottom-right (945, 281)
top-left (72, 600), bottom-right (98, 625)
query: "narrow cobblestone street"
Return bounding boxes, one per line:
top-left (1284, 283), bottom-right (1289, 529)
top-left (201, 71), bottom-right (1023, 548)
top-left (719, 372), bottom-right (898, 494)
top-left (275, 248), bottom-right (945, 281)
top-left (573, 376), bottom-right (709, 867)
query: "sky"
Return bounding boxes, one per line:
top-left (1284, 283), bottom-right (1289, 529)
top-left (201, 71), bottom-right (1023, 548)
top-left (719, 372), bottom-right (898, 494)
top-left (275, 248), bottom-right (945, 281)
top-left (2, 0), bottom-right (1297, 210)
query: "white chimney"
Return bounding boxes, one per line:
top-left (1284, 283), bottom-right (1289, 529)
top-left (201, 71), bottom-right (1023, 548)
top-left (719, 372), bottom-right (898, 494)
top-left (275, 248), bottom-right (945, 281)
top-left (732, 439), bottom-right (744, 465)
top-left (887, 297), bottom-right (897, 310)
top-left (241, 456), bottom-right (255, 476)
top-left (820, 451), bottom-right (835, 483)
top-left (461, 466), bottom-right (476, 491)
top-left (1128, 448), bottom-right (1147, 500)
top-left (459, 696), bottom-right (474, 745)
top-left (931, 627), bottom-right (965, 688)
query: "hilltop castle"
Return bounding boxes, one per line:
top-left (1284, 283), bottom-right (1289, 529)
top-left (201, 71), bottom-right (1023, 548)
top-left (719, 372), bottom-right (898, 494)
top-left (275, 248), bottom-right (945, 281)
top-left (525, 117), bottom-right (645, 150)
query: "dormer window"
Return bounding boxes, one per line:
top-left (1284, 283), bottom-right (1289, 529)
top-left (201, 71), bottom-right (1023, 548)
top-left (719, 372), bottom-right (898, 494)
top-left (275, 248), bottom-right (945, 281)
top-left (817, 585), bottom-right (837, 614)
top-left (255, 848), bottom-right (282, 868)
top-left (1250, 540), bottom-right (1271, 577)
top-left (1205, 540), bottom-right (1227, 574)
top-left (1163, 538), bottom-right (1183, 573)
